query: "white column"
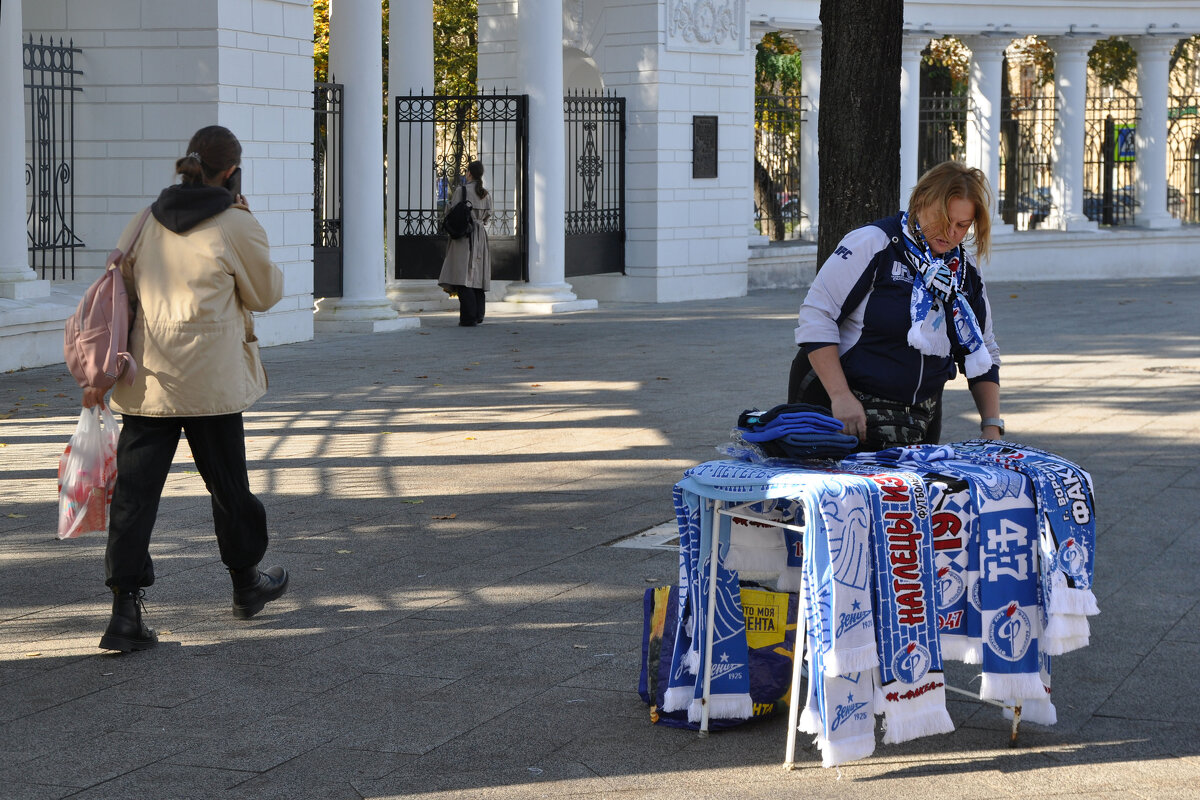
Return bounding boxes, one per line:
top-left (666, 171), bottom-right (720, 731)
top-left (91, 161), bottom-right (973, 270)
top-left (899, 35), bottom-right (927, 208)
top-left (0, 1), bottom-right (49, 299)
top-left (503, 0), bottom-right (594, 311)
top-left (1132, 36), bottom-right (1182, 229)
top-left (796, 30), bottom-right (821, 240)
top-left (963, 35), bottom-right (1013, 232)
top-left (317, 0), bottom-right (409, 332)
top-left (387, 1), bottom-right (450, 309)
top-left (1049, 36), bottom-right (1098, 231)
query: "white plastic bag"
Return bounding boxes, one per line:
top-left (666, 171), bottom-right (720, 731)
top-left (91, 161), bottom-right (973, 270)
top-left (57, 405), bottom-right (119, 539)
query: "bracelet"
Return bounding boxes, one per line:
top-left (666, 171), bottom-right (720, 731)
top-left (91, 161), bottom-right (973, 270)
top-left (980, 417), bottom-right (1005, 436)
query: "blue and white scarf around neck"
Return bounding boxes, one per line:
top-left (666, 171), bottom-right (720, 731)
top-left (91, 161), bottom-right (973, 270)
top-left (900, 211), bottom-right (992, 379)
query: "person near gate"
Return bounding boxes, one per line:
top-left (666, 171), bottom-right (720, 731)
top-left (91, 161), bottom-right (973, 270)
top-left (438, 160), bottom-right (493, 326)
top-left (790, 160), bottom-right (1004, 452)
top-left (81, 125), bottom-right (288, 652)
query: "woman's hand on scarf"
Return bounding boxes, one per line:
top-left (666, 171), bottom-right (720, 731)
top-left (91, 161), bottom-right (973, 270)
top-left (829, 391), bottom-right (867, 441)
top-left (980, 424), bottom-right (1002, 441)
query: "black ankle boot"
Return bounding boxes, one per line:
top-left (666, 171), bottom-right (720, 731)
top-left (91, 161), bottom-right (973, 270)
top-left (230, 564), bottom-right (289, 619)
top-left (99, 588), bottom-right (158, 652)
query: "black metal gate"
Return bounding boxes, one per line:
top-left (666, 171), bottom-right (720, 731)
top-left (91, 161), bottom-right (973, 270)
top-left (394, 93), bottom-right (527, 282)
top-left (999, 94), bottom-right (1056, 230)
top-left (313, 81), bottom-right (343, 298)
top-left (564, 91), bottom-right (625, 274)
top-left (25, 35), bottom-right (83, 279)
top-left (1084, 97), bottom-right (1139, 225)
top-left (918, 94), bottom-right (967, 176)
top-left (754, 94), bottom-right (804, 241)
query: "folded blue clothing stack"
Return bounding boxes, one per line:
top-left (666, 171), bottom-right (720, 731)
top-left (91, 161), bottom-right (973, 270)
top-left (735, 402), bottom-right (858, 460)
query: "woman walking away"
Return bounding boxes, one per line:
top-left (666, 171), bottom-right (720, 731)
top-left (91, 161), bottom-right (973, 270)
top-left (790, 160), bottom-right (1004, 451)
top-left (438, 160), bottom-right (493, 326)
top-left (83, 125), bottom-right (288, 652)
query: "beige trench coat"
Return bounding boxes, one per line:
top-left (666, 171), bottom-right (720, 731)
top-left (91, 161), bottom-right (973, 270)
top-left (110, 206), bottom-right (283, 417)
top-left (437, 182), bottom-right (492, 291)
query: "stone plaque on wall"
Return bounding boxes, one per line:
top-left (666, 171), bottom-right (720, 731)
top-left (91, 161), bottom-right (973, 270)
top-left (693, 115), bottom-right (718, 179)
top-left (667, 0), bottom-right (746, 54)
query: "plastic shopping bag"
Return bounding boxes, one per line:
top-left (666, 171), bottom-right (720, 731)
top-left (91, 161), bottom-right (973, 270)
top-left (57, 405), bottom-right (119, 539)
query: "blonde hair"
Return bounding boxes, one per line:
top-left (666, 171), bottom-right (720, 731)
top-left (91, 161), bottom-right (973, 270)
top-left (907, 160), bottom-right (992, 260)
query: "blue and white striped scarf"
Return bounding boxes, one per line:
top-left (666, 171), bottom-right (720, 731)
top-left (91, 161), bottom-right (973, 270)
top-left (900, 211), bottom-right (992, 379)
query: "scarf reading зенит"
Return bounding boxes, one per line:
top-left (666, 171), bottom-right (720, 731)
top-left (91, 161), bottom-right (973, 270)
top-left (900, 211), bottom-right (992, 379)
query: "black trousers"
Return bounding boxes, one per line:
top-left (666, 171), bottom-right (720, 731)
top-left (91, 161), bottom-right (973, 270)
top-left (452, 286), bottom-right (486, 325)
top-left (105, 413), bottom-right (267, 589)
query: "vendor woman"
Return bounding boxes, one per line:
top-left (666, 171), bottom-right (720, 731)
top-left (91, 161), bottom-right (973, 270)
top-left (790, 160), bottom-right (1004, 452)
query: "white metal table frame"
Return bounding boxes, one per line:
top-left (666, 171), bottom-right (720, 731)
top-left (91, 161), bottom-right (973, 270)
top-left (695, 497), bottom-right (1023, 769)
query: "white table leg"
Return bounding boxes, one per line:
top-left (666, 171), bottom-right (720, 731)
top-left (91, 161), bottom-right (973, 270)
top-left (699, 499), bottom-right (722, 736)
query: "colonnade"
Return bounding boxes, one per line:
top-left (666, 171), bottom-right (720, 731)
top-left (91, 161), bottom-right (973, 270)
top-left (789, 30), bottom-right (1183, 237)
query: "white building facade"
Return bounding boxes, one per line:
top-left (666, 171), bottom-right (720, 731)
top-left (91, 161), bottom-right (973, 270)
top-left (3, 0), bottom-right (1200, 372)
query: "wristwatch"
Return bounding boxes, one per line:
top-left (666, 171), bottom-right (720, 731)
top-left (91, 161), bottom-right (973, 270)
top-left (980, 417), bottom-right (1005, 436)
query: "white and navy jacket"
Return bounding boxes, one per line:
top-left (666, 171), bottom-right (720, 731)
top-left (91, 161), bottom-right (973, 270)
top-left (795, 212), bottom-right (1000, 406)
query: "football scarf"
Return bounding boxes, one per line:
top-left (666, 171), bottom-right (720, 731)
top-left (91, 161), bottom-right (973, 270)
top-left (860, 470), bottom-right (954, 743)
top-left (798, 482), bottom-right (877, 766)
top-left (945, 440), bottom-right (1097, 658)
top-left (925, 474), bottom-right (982, 664)
top-left (900, 212), bottom-right (992, 378)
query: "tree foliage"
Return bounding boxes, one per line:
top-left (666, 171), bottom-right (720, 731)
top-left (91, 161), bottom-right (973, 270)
top-left (312, 0), bottom-right (477, 96)
top-left (434, 0), bottom-right (478, 96)
top-left (1089, 38), bottom-right (1137, 89)
top-left (925, 36), bottom-right (969, 95)
top-left (756, 32), bottom-right (803, 96)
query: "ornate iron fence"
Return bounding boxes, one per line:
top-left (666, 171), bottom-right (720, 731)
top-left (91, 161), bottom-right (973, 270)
top-left (24, 35), bottom-right (83, 279)
top-left (314, 81), bottom-right (343, 298)
top-left (564, 91), bottom-right (625, 275)
top-left (1084, 96), bottom-right (1139, 226)
top-left (918, 94), bottom-right (968, 176)
top-left (1168, 97), bottom-right (1200, 223)
top-left (754, 94), bottom-right (804, 240)
top-left (394, 93), bottom-right (527, 282)
top-left (999, 94), bottom-right (1056, 231)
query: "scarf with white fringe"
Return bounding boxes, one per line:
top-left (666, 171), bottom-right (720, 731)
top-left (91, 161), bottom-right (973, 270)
top-left (900, 212), bottom-right (992, 379)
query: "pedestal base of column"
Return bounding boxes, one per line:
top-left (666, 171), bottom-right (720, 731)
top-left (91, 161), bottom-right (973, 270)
top-left (989, 218), bottom-right (1015, 236)
top-left (1135, 212), bottom-right (1182, 230)
top-left (494, 282), bottom-right (597, 314)
top-left (386, 279), bottom-right (456, 312)
top-left (1047, 214), bottom-right (1099, 233)
top-left (0, 279), bottom-right (51, 300)
top-left (313, 296), bottom-right (419, 333)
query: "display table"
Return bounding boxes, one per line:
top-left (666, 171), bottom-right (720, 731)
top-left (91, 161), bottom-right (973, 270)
top-left (661, 442), bottom-right (1097, 768)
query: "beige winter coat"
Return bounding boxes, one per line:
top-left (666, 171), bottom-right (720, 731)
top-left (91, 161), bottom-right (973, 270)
top-left (437, 182), bottom-right (492, 291)
top-left (110, 206), bottom-right (283, 417)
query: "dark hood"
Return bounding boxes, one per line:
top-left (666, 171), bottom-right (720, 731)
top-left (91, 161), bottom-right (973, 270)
top-left (150, 184), bottom-right (235, 233)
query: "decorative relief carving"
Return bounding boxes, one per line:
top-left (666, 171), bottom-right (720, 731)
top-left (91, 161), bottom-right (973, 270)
top-left (667, 0), bottom-right (745, 53)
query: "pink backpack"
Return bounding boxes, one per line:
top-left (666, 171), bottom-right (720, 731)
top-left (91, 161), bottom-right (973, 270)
top-left (64, 208), bottom-right (152, 390)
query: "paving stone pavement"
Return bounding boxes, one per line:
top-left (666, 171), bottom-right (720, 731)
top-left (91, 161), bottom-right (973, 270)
top-left (1, 277), bottom-right (1198, 800)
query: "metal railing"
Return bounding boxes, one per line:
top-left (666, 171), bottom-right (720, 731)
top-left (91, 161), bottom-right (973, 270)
top-left (754, 94), bottom-right (806, 241)
top-left (918, 94), bottom-right (968, 175)
top-left (1168, 97), bottom-right (1200, 223)
top-left (1084, 96), bottom-right (1140, 226)
top-left (1000, 94), bottom-right (1057, 231)
top-left (25, 35), bottom-right (84, 279)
